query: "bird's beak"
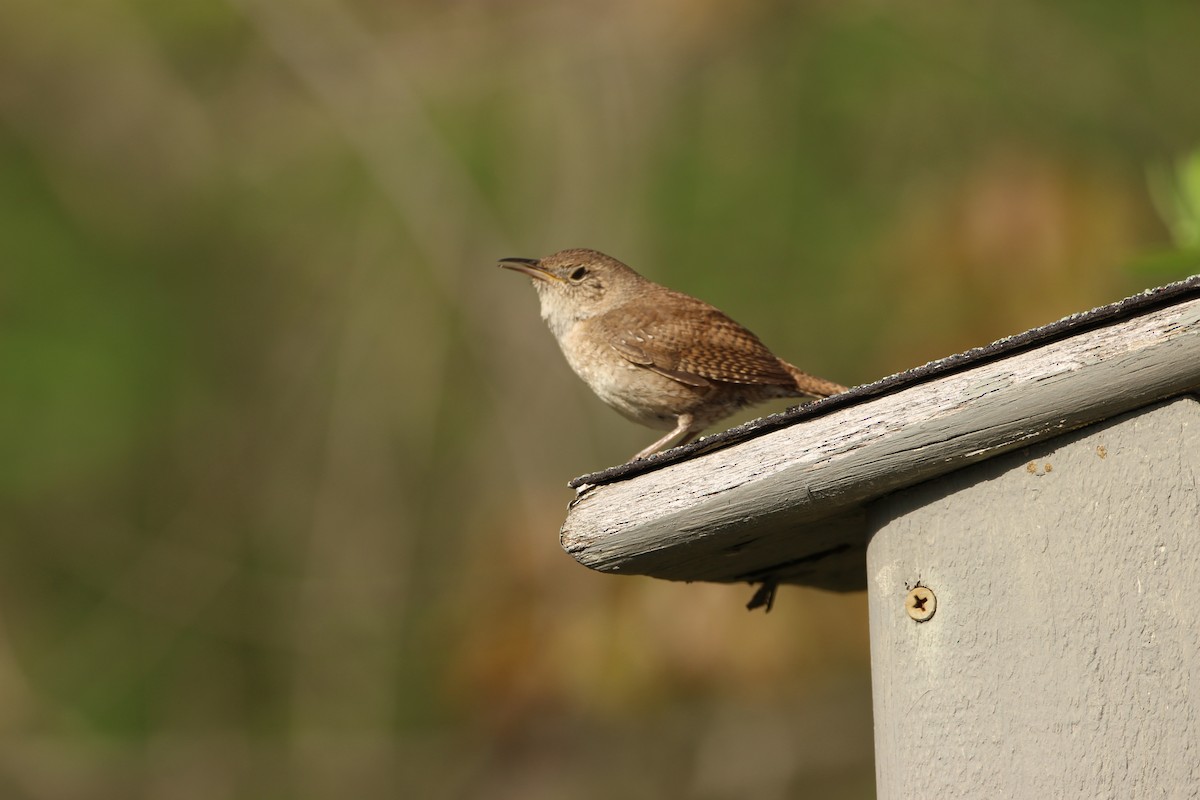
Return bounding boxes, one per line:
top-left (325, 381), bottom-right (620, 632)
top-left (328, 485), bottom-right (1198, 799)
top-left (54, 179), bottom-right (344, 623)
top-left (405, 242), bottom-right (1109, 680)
top-left (498, 257), bottom-right (563, 283)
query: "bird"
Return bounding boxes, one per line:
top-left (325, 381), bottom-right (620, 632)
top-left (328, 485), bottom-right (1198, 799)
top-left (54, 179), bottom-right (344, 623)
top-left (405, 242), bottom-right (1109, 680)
top-left (499, 248), bottom-right (845, 461)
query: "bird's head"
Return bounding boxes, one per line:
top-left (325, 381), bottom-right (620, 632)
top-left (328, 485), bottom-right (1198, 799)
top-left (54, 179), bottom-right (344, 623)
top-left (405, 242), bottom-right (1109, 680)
top-left (498, 249), bottom-right (646, 336)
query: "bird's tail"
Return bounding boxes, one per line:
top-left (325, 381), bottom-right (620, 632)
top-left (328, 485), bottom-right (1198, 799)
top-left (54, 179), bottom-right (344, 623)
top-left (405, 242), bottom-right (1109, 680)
top-left (781, 360), bottom-right (846, 398)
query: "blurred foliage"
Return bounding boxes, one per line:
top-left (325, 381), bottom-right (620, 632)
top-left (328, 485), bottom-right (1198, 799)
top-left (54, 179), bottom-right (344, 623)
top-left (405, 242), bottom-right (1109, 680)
top-left (0, 0), bottom-right (1198, 797)
top-left (1139, 147), bottom-right (1200, 274)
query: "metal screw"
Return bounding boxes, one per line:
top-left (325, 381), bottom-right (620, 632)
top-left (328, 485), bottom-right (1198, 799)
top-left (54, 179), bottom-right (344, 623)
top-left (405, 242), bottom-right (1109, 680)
top-left (906, 586), bottom-right (936, 622)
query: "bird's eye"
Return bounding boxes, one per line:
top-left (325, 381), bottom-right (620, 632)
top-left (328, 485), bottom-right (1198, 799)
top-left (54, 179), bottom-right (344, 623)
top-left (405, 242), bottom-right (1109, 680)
top-left (568, 266), bottom-right (588, 282)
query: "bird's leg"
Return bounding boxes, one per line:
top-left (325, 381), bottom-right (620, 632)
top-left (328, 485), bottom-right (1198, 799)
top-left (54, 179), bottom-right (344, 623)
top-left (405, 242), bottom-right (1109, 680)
top-left (630, 414), bottom-right (697, 461)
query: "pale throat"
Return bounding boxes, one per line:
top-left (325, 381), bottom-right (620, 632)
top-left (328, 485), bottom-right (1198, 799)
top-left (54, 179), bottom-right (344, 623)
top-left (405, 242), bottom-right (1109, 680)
top-left (536, 286), bottom-right (593, 341)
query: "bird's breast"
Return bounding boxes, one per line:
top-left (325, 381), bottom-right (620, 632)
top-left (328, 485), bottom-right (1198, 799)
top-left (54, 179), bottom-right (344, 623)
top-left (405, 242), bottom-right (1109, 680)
top-left (556, 323), bottom-right (701, 430)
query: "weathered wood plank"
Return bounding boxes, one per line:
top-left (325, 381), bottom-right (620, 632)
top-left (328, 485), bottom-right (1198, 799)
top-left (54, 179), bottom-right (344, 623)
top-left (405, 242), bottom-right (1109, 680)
top-left (569, 275), bottom-right (1200, 490)
top-left (867, 396), bottom-right (1200, 797)
top-left (560, 295), bottom-right (1200, 589)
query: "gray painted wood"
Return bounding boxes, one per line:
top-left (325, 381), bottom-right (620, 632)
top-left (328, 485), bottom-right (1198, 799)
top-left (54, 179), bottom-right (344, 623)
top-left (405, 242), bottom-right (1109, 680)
top-left (561, 295), bottom-right (1200, 590)
top-left (866, 396), bottom-right (1200, 798)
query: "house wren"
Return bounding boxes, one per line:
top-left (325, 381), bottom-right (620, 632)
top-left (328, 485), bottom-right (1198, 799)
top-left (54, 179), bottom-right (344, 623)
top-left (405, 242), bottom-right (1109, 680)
top-left (499, 248), bottom-right (846, 461)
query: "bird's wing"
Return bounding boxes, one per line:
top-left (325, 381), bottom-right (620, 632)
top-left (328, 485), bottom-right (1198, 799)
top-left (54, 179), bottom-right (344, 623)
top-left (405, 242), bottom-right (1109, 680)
top-left (609, 337), bottom-right (712, 387)
top-left (605, 299), bottom-right (795, 388)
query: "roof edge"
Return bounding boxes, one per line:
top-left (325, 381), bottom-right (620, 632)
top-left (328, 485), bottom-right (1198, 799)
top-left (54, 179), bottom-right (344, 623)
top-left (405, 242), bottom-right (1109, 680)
top-left (570, 273), bottom-right (1200, 490)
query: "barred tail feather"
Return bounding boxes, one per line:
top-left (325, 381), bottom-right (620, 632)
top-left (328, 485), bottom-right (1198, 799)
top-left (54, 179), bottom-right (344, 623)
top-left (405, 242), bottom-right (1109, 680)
top-left (781, 360), bottom-right (846, 398)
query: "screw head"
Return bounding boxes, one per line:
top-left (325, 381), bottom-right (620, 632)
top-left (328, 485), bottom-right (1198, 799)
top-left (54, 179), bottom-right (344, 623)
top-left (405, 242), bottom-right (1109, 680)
top-left (905, 586), bottom-right (936, 622)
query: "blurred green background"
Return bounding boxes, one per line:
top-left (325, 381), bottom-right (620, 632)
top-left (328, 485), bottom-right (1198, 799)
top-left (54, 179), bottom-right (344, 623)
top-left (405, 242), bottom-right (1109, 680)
top-left (2, 0), bottom-right (1199, 797)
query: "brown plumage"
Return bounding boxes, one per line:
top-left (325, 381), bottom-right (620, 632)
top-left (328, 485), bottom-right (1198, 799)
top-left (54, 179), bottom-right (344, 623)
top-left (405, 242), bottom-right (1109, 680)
top-left (499, 249), bottom-right (846, 460)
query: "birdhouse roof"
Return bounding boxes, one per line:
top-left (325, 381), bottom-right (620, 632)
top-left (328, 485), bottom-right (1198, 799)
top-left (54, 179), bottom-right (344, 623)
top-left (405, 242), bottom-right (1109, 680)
top-left (560, 274), bottom-right (1200, 591)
